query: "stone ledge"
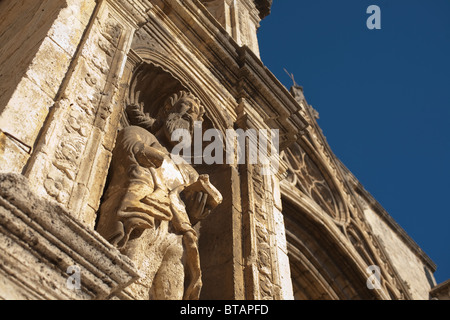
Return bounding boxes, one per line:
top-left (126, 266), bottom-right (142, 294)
top-left (431, 279), bottom-right (450, 300)
top-left (254, 0), bottom-right (272, 19)
top-left (0, 173), bottom-right (139, 300)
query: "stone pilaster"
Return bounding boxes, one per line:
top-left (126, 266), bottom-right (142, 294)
top-left (237, 99), bottom-right (294, 300)
top-left (23, 0), bottom-right (141, 228)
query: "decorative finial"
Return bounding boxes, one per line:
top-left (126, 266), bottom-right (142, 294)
top-left (284, 68), bottom-right (298, 87)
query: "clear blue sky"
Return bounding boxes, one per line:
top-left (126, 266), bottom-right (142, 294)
top-left (258, 0), bottom-right (450, 285)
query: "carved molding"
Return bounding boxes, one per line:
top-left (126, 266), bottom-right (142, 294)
top-left (252, 165), bottom-right (276, 300)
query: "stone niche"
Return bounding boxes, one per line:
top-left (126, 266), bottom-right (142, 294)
top-left (97, 59), bottom-right (231, 300)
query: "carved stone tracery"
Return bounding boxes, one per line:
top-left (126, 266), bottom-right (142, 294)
top-left (282, 144), bottom-right (341, 220)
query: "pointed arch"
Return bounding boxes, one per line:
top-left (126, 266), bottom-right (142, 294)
top-left (282, 140), bottom-right (350, 225)
top-left (281, 188), bottom-right (387, 300)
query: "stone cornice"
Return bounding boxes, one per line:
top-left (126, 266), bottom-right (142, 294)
top-left (105, 0), bottom-right (150, 27)
top-left (237, 46), bottom-right (309, 150)
top-left (254, 0), bottom-right (272, 19)
top-left (0, 173), bottom-right (139, 299)
top-left (430, 279), bottom-right (450, 299)
top-left (142, 0), bottom-right (308, 151)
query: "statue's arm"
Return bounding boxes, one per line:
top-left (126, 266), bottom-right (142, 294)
top-left (186, 192), bottom-right (211, 225)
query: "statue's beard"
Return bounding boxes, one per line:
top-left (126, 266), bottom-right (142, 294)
top-left (164, 113), bottom-right (193, 144)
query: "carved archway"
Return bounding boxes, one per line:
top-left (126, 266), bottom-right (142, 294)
top-left (123, 63), bottom-right (187, 126)
top-left (282, 196), bottom-right (379, 300)
top-left (121, 61), bottom-right (221, 142)
top-left (280, 142), bottom-right (411, 300)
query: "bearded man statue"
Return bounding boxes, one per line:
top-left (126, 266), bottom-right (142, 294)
top-left (96, 91), bottom-right (222, 300)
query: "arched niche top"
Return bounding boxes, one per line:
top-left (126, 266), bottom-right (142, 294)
top-left (282, 197), bottom-right (380, 300)
top-left (126, 48), bottom-right (233, 134)
top-left (126, 63), bottom-right (186, 121)
top-left (124, 61), bottom-right (218, 137)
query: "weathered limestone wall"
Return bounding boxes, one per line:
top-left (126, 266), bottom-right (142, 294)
top-left (362, 205), bottom-right (435, 299)
top-left (0, 0), bottom-right (65, 113)
top-left (21, 0), bottom-right (138, 229)
top-left (0, 0), bottom-right (96, 174)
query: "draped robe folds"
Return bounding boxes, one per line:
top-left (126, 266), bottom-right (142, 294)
top-left (97, 125), bottom-right (200, 249)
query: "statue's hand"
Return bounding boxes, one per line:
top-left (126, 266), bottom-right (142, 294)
top-left (125, 99), bottom-right (144, 116)
top-left (186, 192), bottom-right (211, 224)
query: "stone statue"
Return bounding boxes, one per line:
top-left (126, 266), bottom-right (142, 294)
top-left (96, 91), bottom-right (222, 300)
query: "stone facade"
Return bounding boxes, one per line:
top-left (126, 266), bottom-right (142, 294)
top-left (0, 0), bottom-right (445, 300)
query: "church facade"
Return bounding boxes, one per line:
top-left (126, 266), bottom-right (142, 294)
top-left (0, 0), bottom-right (446, 300)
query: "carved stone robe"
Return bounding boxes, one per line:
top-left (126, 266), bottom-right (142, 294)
top-left (96, 125), bottom-right (199, 249)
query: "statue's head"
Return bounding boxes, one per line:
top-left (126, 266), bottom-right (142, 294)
top-left (158, 91), bottom-right (205, 145)
top-left (126, 90), bottom-right (206, 147)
